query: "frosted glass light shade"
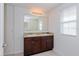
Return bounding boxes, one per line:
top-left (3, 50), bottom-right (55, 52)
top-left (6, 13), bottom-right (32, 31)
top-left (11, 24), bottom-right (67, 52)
top-left (31, 7), bottom-right (45, 16)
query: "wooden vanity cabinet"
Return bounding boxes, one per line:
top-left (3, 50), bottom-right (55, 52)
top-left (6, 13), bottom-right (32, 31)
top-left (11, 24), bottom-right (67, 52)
top-left (24, 36), bottom-right (53, 56)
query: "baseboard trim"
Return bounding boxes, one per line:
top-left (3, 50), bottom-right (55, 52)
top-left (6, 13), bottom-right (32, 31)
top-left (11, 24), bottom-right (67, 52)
top-left (4, 51), bottom-right (23, 56)
top-left (0, 48), bottom-right (3, 56)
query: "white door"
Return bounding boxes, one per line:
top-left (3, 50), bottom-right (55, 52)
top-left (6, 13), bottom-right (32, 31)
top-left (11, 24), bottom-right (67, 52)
top-left (0, 3), bottom-right (4, 56)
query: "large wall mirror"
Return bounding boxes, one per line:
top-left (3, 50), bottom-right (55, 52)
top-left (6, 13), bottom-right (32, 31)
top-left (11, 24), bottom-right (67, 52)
top-left (24, 15), bottom-right (48, 33)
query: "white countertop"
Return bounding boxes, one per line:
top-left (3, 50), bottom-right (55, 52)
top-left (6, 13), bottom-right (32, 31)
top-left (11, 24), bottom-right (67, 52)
top-left (24, 33), bottom-right (53, 37)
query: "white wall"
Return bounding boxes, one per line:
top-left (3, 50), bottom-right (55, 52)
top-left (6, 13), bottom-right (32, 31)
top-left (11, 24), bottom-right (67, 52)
top-left (13, 6), bottom-right (25, 54)
top-left (48, 4), bottom-right (79, 56)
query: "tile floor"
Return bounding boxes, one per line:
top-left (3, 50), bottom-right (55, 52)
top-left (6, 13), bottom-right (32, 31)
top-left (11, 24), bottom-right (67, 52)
top-left (32, 50), bottom-right (58, 56)
top-left (8, 50), bottom-right (59, 56)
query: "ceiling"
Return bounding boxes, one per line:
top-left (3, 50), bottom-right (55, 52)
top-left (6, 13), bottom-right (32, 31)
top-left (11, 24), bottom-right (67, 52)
top-left (9, 3), bottom-right (61, 13)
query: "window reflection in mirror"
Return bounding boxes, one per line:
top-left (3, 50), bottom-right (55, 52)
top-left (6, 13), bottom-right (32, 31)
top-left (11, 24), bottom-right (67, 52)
top-left (24, 15), bottom-right (47, 33)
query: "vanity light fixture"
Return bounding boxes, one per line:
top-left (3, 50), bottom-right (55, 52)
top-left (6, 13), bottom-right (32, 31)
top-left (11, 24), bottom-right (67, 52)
top-left (31, 7), bottom-right (45, 16)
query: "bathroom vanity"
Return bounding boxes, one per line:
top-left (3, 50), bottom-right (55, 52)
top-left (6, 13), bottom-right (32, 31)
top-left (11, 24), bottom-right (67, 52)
top-left (24, 32), bottom-right (54, 56)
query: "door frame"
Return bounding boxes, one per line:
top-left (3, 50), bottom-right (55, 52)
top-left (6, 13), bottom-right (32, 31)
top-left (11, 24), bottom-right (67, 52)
top-left (0, 3), bottom-right (4, 56)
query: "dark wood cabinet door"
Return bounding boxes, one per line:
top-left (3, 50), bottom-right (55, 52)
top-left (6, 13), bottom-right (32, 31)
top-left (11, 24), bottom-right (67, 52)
top-left (24, 38), bottom-right (32, 55)
top-left (40, 37), bottom-right (47, 51)
top-left (32, 37), bottom-right (41, 53)
top-left (46, 36), bottom-right (53, 50)
top-left (24, 35), bottom-right (54, 56)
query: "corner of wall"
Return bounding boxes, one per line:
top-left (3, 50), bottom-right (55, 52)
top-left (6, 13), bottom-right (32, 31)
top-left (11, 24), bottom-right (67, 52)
top-left (53, 49), bottom-right (64, 56)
